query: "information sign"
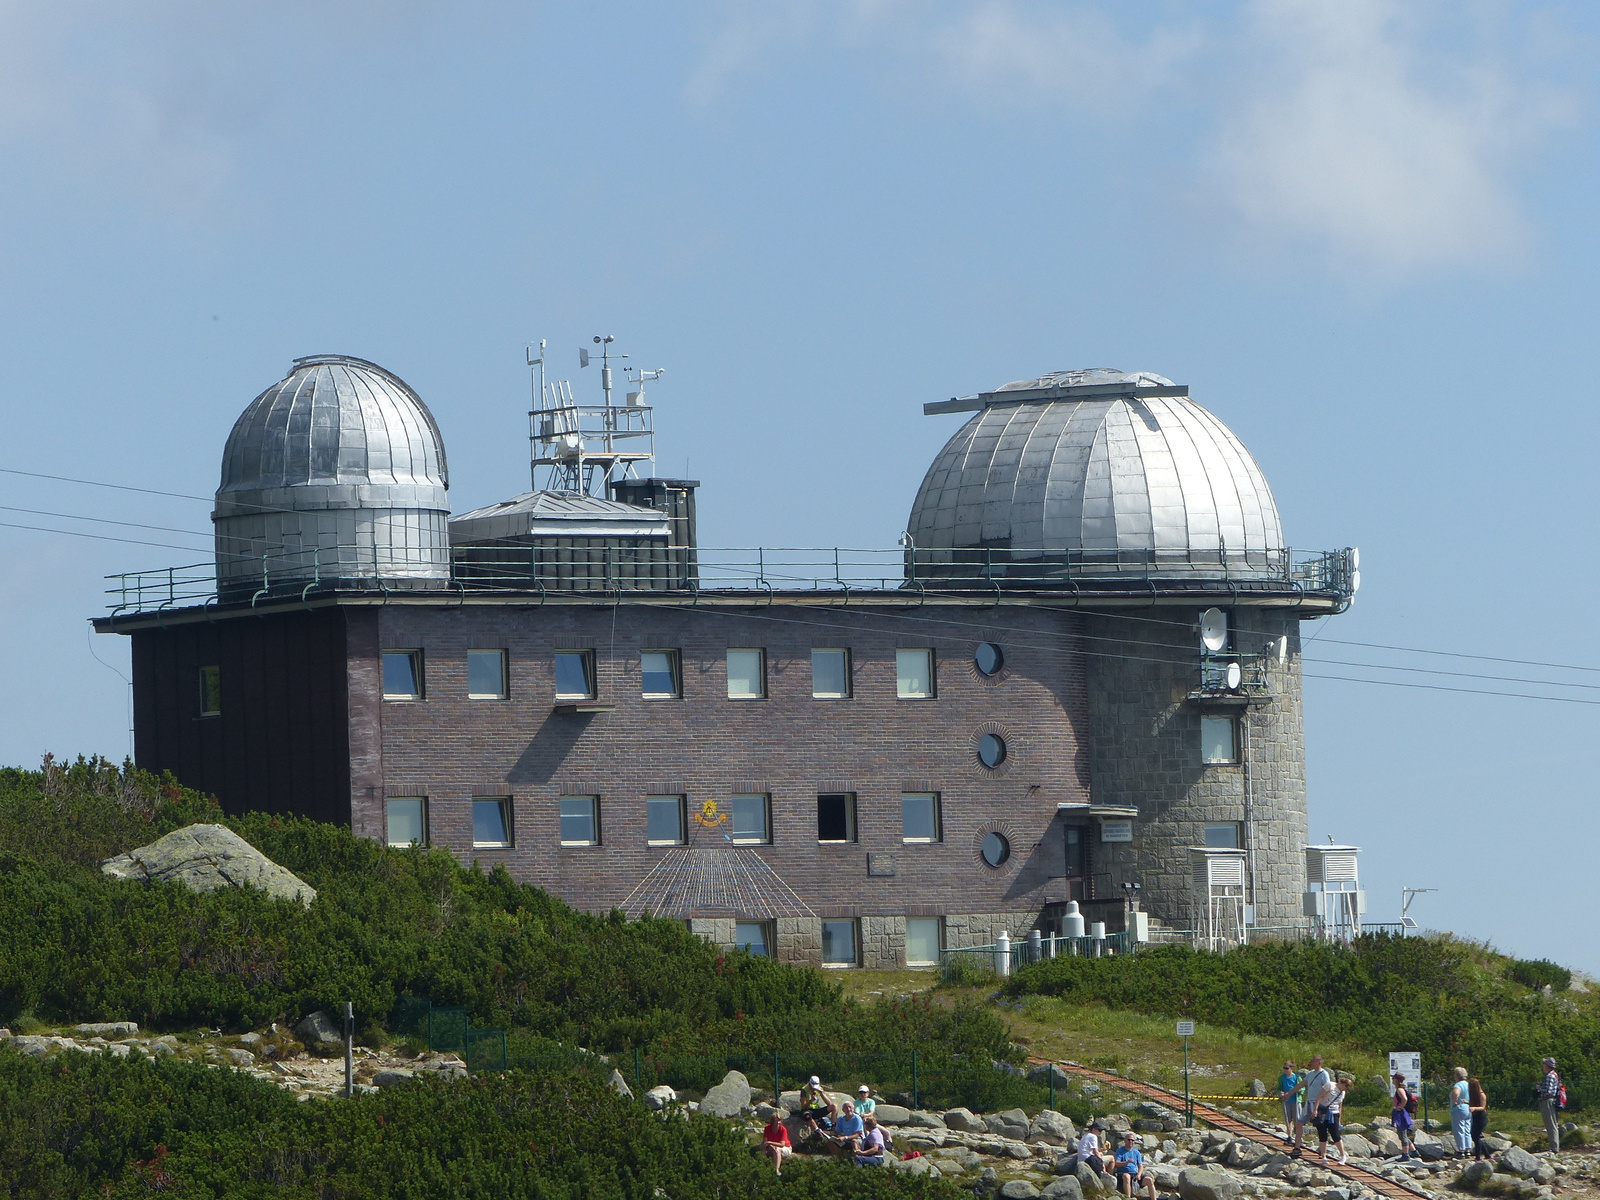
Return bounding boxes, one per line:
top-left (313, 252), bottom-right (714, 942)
top-left (1101, 819), bottom-right (1134, 843)
top-left (1389, 1051), bottom-right (1421, 1094)
top-left (1176, 1020), bottom-right (1195, 1037)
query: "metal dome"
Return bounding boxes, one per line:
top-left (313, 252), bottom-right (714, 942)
top-left (908, 370), bottom-right (1285, 580)
top-left (213, 355), bottom-right (451, 598)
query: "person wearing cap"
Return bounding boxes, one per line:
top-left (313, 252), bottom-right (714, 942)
top-left (800, 1075), bottom-right (835, 1130)
top-left (1077, 1120), bottom-right (1106, 1175)
top-left (855, 1084), bottom-right (877, 1118)
top-left (1537, 1058), bottom-right (1562, 1153)
top-left (1114, 1132), bottom-right (1156, 1200)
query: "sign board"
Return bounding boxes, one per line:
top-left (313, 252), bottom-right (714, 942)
top-left (1175, 1021), bottom-right (1196, 1037)
top-left (1101, 819), bottom-right (1134, 843)
top-left (1389, 1051), bottom-right (1421, 1095)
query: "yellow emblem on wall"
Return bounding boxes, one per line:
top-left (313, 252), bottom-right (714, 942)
top-left (692, 799), bottom-right (730, 828)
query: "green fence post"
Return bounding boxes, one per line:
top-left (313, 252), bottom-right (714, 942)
top-left (1050, 1065), bottom-right (1056, 1112)
top-left (774, 1052), bottom-right (781, 1107)
top-left (912, 1048), bottom-right (919, 1111)
top-left (635, 1046), bottom-right (642, 1096)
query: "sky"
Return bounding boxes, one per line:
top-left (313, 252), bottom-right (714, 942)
top-left (1, 1), bottom-right (1597, 969)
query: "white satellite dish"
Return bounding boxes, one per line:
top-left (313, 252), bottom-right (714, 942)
top-left (1225, 661), bottom-right (1242, 690)
top-left (1272, 635), bottom-right (1288, 665)
top-left (1200, 608), bottom-right (1228, 653)
top-left (1351, 570), bottom-right (1361, 593)
top-left (1349, 547), bottom-right (1360, 570)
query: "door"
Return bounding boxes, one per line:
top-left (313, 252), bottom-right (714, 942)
top-left (1063, 824), bottom-right (1090, 903)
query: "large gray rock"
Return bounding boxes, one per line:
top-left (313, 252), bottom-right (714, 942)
top-left (74, 1022), bottom-right (139, 1037)
top-left (945, 1107), bottom-right (985, 1133)
top-left (8, 1036), bottom-right (51, 1058)
top-left (1368, 1127), bottom-right (1401, 1156)
top-left (294, 1011), bottom-right (342, 1049)
top-left (1076, 1162), bottom-right (1106, 1194)
top-left (987, 1108), bottom-right (1032, 1139)
top-left (1031, 1109), bottom-right (1077, 1146)
top-left (1178, 1166), bottom-right (1243, 1200)
top-left (1341, 1133), bottom-right (1375, 1159)
top-left (874, 1103), bottom-right (912, 1125)
top-left (102, 824), bottom-right (316, 908)
top-left (1496, 1147), bottom-right (1544, 1178)
top-left (644, 1084), bottom-right (678, 1111)
top-left (1042, 1179), bottom-right (1084, 1200)
top-left (1247, 1079), bottom-right (1268, 1098)
top-left (1461, 1161), bottom-right (1496, 1189)
top-left (607, 1069), bottom-right (633, 1099)
top-left (1031, 1062), bottom-right (1073, 1089)
top-left (699, 1069), bottom-right (753, 1118)
top-left (1416, 1141), bottom-right (1448, 1162)
top-left (372, 1068), bottom-right (415, 1088)
top-left (908, 1110), bottom-right (947, 1128)
top-left (223, 1047), bottom-right (255, 1067)
top-left (1000, 1183), bottom-right (1042, 1199)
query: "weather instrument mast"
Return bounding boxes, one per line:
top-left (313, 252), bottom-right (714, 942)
top-left (527, 335), bottom-right (663, 497)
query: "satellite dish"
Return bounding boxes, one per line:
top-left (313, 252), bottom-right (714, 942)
top-left (1272, 635), bottom-right (1288, 665)
top-left (1351, 569), bottom-right (1361, 593)
top-left (1200, 608), bottom-right (1228, 653)
top-left (1225, 661), bottom-right (1242, 690)
top-left (1349, 547), bottom-right (1360, 570)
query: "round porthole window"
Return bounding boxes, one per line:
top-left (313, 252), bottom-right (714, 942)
top-left (975, 642), bottom-right (1004, 676)
top-left (981, 831), bottom-right (1010, 868)
top-left (978, 733), bottom-right (1006, 768)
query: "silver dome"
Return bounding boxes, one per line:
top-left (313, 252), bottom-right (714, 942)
top-left (213, 355), bottom-right (451, 596)
top-left (908, 369), bottom-right (1285, 580)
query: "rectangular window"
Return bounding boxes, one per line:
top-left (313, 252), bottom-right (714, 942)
top-left (821, 919), bottom-right (858, 966)
top-left (896, 648), bottom-right (934, 699)
top-left (560, 796), bottom-right (600, 846)
top-left (467, 649), bottom-right (507, 699)
top-left (729, 794), bottom-right (770, 844)
top-left (197, 665), bottom-right (221, 717)
top-left (901, 793), bottom-right (941, 843)
top-left (905, 917), bottom-right (943, 967)
top-left (811, 648), bottom-right (850, 699)
top-left (726, 648), bottom-right (765, 699)
top-left (1204, 822), bottom-right (1242, 849)
top-left (382, 650), bottom-right (423, 700)
top-left (735, 920), bottom-right (773, 958)
top-left (816, 793), bottom-right (856, 843)
top-left (647, 795), bottom-right (686, 846)
top-left (386, 797), bottom-right (426, 847)
top-left (473, 798), bottom-right (512, 848)
top-left (555, 651), bottom-right (595, 699)
top-left (1200, 714), bottom-right (1238, 764)
top-left (641, 650), bottom-right (680, 698)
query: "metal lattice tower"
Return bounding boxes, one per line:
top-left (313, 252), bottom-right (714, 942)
top-left (527, 337), bottom-right (661, 498)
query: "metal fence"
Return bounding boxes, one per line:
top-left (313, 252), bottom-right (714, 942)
top-left (390, 996), bottom-right (507, 1073)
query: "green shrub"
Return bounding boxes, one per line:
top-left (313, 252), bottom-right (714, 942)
top-left (1509, 959), bottom-right (1572, 992)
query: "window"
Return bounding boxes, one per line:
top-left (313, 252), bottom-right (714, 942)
top-left (977, 733), bottom-right (1006, 768)
top-left (386, 797), bottom-right (426, 847)
top-left (817, 793), bottom-right (856, 843)
top-left (1204, 822), bottom-right (1242, 849)
top-left (726, 649), bottom-right (765, 699)
top-left (468, 649), bottom-right (507, 699)
top-left (560, 796), bottom-right (600, 846)
top-left (382, 651), bottom-right (423, 700)
top-left (555, 651), bottom-right (595, 699)
top-left (906, 917), bottom-right (942, 967)
top-left (736, 920), bottom-right (772, 958)
top-left (197, 665), bottom-right (221, 717)
top-left (641, 650), bottom-right (680, 698)
top-left (473, 798), bottom-right (512, 847)
top-left (729, 795), bottom-right (771, 844)
top-left (896, 648), bottom-right (934, 698)
top-left (811, 649), bottom-right (850, 699)
top-left (901, 793), bottom-right (941, 843)
top-left (821, 919), bottom-right (858, 966)
top-left (981, 831), bottom-right (1010, 868)
top-left (975, 643), bottom-right (1004, 676)
top-left (647, 795), bottom-right (686, 845)
top-left (1201, 715), bottom-right (1238, 764)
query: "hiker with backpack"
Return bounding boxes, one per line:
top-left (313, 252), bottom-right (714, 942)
top-left (1391, 1072), bottom-right (1420, 1161)
top-left (1538, 1058), bottom-right (1563, 1153)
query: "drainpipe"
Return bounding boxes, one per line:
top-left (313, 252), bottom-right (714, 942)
top-left (1241, 708), bottom-right (1257, 916)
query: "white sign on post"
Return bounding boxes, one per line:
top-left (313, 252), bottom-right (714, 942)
top-left (1389, 1051), bottom-right (1421, 1095)
top-left (1176, 1020), bottom-right (1196, 1037)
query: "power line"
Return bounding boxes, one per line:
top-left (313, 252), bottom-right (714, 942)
top-left (0, 504), bottom-right (212, 543)
top-left (0, 519), bottom-right (210, 553)
top-left (0, 466), bottom-right (212, 504)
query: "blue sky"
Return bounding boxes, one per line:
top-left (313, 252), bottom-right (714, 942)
top-left (2, 2), bottom-right (1597, 970)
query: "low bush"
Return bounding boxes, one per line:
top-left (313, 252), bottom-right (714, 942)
top-left (1509, 959), bottom-right (1572, 992)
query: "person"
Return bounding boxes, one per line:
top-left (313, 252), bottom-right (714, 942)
top-left (800, 1075), bottom-right (835, 1130)
top-left (760, 1112), bottom-right (793, 1175)
top-left (855, 1084), bottom-right (877, 1118)
top-left (1077, 1120), bottom-right (1107, 1175)
top-left (855, 1115), bottom-right (888, 1166)
top-left (1538, 1058), bottom-right (1562, 1153)
top-left (1310, 1076), bottom-right (1349, 1165)
top-left (1391, 1072), bottom-right (1419, 1161)
top-left (1468, 1077), bottom-right (1490, 1161)
top-left (1295, 1055), bottom-right (1330, 1157)
top-left (1278, 1060), bottom-right (1305, 1145)
top-left (1449, 1068), bottom-right (1472, 1157)
top-left (831, 1099), bottom-right (865, 1156)
top-left (1115, 1132), bottom-right (1158, 1200)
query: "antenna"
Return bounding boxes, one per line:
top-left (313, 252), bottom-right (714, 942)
top-left (528, 335), bottom-right (657, 497)
top-left (526, 340), bottom-right (547, 492)
top-left (1400, 886), bottom-right (1435, 934)
top-left (1200, 608), bottom-right (1228, 653)
top-left (1224, 661), bottom-right (1242, 690)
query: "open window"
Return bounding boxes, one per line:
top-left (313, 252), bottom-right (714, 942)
top-left (382, 651), bottom-right (423, 700)
top-left (817, 793), bottom-right (856, 843)
top-left (472, 798), bottom-right (512, 848)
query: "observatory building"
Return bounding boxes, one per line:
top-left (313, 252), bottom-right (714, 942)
top-left (97, 355), bottom-right (1356, 965)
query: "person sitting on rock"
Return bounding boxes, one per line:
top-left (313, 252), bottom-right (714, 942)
top-left (799, 1075), bottom-right (835, 1130)
top-left (1114, 1132), bottom-right (1157, 1200)
top-left (855, 1115), bottom-right (888, 1167)
top-left (760, 1112), bottom-right (792, 1175)
top-left (831, 1099), bottom-right (865, 1155)
top-left (855, 1084), bottom-right (876, 1118)
top-left (1077, 1120), bottom-right (1107, 1175)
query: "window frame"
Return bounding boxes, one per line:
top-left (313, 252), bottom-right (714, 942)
top-left (559, 795), bottom-right (601, 847)
top-left (197, 665), bottom-right (222, 717)
top-left (820, 918), bottom-right (859, 968)
top-left (900, 792), bottom-right (942, 844)
top-left (640, 649), bottom-right (682, 699)
top-left (382, 650), bottom-right (424, 701)
top-left (1204, 822), bottom-right (1243, 850)
top-left (385, 796), bottom-right (427, 847)
top-left (467, 648), bottom-right (508, 700)
top-left (1200, 714), bottom-right (1239, 764)
top-left (471, 797), bottom-right (513, 848)
top-left (895, 648), bottom-right (936, 700)
top-left (816, 792), bottom-right (857, 844)
top-left (554, 650), bottom-right (597, 700)
top-left (810, 648), bottom-right (851, 700)
top-left (646, 794), bottom-right (687, 846)
top-left (728, 794), bottom-right (772, 845)
top-left (905, 917), bottom-right (943, 967)
top-left (735, 920), bottom-right (774, 958)
top-left (725, 648), bottom-right (766, 700)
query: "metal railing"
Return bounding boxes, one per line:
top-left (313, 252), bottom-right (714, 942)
top-left (106, 544), bottom-right (1356, 616)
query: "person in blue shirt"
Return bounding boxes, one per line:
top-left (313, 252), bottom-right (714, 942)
top-left (831, 1100), bottom-right (865, 1157)
top-left (1115, 1132), bottom-right (1156, 1200)
top-left (1278, 1060), bottom-right (1305, 1146)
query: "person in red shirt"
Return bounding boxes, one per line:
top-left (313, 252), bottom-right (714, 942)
top-left (761, 1113), bottom-right (793, 1175)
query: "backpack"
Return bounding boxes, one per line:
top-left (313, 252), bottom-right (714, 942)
top-left (1404, 1087), bottom-right (1419, 1116)
top-left (1559, 1083), bottom-right (1568, 1110)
